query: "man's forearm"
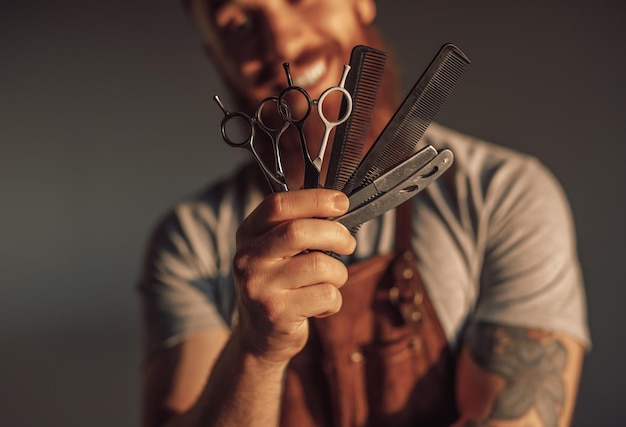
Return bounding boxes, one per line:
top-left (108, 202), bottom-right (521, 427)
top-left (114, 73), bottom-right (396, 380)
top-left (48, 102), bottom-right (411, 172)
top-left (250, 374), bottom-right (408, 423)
top-left (166, 326), bottom-right (288, 427)
top-left (452, 322), bottom-right (584, 427)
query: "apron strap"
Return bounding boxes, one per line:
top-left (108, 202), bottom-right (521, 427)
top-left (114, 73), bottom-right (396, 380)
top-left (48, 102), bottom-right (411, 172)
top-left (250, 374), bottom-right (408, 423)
top-left (394, 201), bottom-right (413, 253)
top-left (390, 201), bottom-right (424, 328)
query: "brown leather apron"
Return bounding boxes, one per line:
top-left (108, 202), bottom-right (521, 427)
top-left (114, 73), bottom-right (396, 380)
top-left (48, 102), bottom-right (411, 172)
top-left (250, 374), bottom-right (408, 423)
top-left (280, 203), bottom-right (458, 427)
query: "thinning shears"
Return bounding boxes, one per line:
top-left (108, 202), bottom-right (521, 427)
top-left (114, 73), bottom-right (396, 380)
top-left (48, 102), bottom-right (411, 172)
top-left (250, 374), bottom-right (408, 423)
top-left (213, 95), bottom-right (289, 193)
top-left (278, 63), bottom-right (353, 188)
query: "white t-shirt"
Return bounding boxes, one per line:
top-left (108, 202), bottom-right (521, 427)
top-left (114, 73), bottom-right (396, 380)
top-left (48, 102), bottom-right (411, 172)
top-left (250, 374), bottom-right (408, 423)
top-left (138, 123), bottom-right (590, 360)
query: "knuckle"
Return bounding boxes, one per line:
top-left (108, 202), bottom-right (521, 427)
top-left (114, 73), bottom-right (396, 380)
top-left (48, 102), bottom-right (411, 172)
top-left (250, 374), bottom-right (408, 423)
top-left (232, 250), bottom-right (260, 300)
top-left (232, 250), bottom-right (248, 278)
top-left (308, 250), bottom-right (326, 273)
top-left (312, 253), bottom-right (348, 287)
top-left (262, 296), bottom-right (285, 325)
top-left (232, 247), bottom-right (253, 276)
top-left (318, 282), bottom-right (337, 301)
top-left (239, 279), bottom-right (258, 302)
top-left (335, 262), bottom-right (349, 286)
top-left (266, 192), bottom-right (288, 219)
top-left (280, 220), bottom-right (303, 244)
top-left (319, 283), bottom-right (342, 314)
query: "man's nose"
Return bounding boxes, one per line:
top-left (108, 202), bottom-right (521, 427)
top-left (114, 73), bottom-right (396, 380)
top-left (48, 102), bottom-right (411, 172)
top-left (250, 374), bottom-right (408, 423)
top-left (260, 7), bottom-right (308, 63)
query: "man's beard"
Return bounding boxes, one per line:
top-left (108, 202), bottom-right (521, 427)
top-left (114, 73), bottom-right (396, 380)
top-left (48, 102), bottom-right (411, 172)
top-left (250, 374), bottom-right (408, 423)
top-left (227, 25), bottom-right (401, 124)
top-left (221, 26), bottom-right (402, 188)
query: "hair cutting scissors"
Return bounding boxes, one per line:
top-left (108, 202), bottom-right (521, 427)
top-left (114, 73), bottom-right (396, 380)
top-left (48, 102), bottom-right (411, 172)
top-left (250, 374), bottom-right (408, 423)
top-left (254, 96), bottom-right (291, 182)
top-left (278, 63), bottom-right (353, 188)
top-left (213, 95), bottom-right (289, 193)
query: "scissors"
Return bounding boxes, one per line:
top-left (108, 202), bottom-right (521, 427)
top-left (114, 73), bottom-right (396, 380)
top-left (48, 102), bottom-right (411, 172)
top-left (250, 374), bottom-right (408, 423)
top-left (213, 95), bottom-right (289, 193)
top-left (278, 63), bottom-right (353, 188)
top-left (254, 97), bottom-right (291, 183)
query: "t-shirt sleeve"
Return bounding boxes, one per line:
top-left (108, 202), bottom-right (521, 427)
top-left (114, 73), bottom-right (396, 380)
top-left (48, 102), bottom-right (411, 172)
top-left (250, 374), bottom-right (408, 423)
top-left (474, 158), bottom-right (591, 349)
top-left (137, 204), bottom-right (235, 361)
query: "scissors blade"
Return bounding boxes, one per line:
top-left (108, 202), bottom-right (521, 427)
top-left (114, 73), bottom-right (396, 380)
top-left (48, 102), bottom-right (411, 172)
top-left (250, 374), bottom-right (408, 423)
top-left (333, 148), bottom-right (453, 230)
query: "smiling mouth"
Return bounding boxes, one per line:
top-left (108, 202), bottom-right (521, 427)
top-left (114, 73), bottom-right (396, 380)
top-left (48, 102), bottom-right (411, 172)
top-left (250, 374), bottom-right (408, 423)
top-left (292, 61), bottom-right (327, 89)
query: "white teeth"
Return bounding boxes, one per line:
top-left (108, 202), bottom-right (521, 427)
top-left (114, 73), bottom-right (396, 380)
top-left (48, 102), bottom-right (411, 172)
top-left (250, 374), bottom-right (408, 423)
top-left (292, 61), bottom-right (326, 88)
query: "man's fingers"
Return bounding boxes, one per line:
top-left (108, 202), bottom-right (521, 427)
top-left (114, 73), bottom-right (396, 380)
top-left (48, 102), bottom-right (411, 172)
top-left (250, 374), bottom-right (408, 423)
top-left (279, 253), bottom-right (348, 319)
top-left (236, 250), bottom-right (349, 301)
top-left (285, 283), bottom-right (344, 319)
top-left (238, 189), bottom-right (349, 239)
top-left (255, 218), bottom-right (356, 258)
top-left (277, 250), bottom-right (349, 289)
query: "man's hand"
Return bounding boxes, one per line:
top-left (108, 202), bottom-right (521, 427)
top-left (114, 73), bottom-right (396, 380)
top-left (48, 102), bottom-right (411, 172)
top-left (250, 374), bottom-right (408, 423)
top-left (233, 189), bottom-right (357, 363)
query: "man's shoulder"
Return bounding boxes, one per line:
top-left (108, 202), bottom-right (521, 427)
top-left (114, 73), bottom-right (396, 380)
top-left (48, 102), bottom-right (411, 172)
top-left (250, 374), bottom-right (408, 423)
top-left (423, 122), bottom-right (555, 193)
top-left (150, 162), bottom-right (263, 239)
top-left (424, 122), bottom-right (535, 170)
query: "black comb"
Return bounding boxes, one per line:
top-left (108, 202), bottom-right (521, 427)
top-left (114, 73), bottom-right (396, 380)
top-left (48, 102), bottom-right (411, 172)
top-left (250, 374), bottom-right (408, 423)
top-left (324, 45), bottom-right (387, 191)
top-left (342, 43), bottom-right (470, 196)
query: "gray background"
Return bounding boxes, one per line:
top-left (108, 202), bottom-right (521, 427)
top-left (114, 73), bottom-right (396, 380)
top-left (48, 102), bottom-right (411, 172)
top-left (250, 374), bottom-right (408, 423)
top-left (1, 0), bottom-right (624, 425)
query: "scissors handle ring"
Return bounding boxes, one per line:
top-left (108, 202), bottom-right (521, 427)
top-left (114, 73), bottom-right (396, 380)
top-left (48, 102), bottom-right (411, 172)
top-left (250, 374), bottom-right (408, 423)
top-left (219, 112), bottom-right (255, 148)
top-left (311, 65), bottom-right (353, 170)
top-left (317, 64), bottom-right (353, 126)
top-left (214, 95), bottom-right (255, 148)
top-left (278, 86), bottom-right (312, 125)
top-left (255, 97), bottom-right (289, 133)
top-left (317, 86), bottom-right (353, 127)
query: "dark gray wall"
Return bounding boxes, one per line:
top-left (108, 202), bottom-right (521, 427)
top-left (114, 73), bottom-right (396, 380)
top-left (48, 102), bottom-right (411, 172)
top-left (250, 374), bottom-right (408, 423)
top-left (1, 1), bottom-right (623, 425)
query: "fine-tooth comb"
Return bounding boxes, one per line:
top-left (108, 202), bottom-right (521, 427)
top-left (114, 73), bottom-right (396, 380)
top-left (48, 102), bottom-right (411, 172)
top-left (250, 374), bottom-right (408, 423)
top-left (324, 45), bottom-right (387, 191)
top-left (342, 43), bottom-right (471, 197)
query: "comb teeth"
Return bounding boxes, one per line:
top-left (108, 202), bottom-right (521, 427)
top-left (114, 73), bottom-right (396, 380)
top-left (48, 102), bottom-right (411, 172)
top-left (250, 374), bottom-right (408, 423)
top-left (325, 46), bottom-right (387, 191)
top-left (343, 44), bottom-right (470, 196)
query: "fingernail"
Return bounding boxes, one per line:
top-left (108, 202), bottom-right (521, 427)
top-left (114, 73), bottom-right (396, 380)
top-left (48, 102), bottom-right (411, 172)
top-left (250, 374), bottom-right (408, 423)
top-left (333, 193), bottom-right (349, 212)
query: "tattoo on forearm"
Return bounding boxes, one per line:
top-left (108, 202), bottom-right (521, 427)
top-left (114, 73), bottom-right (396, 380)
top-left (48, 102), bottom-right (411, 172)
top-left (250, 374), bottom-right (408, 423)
top-left (465, 322), bottom-right (567, 427)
